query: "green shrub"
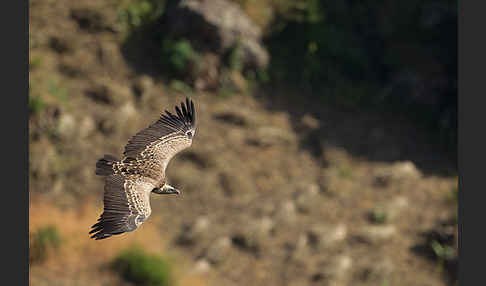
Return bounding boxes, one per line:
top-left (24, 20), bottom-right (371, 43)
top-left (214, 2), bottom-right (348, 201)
top-left (29, 225), bottom-right (62, 264)
top-left (369, 206), bottom-right (388, 224)
top-left (227, 42), bottom-right (244, 72)
top-left (112, 246), bottom-right (173, 286)
top-left (29, 56), bottom-right (42, 70)
top-left (29, 95), bottom-right (46, 115)
top-left (162, 39), bottom-right (200, 75)
top-left (337, 165), bottom-right (353, 179)
top-left (430, 239), bottom-right (455, 262)
top-left (118, 0), bottom-right (166, 31)
top-left (47, 79), bottom-right (68, 104)
top-left (169, 79), bottom-right (193, 94)
top-left (29, 81), bottom-right (46, 115)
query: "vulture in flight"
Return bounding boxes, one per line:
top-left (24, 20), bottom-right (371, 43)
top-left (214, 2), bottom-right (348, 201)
top-left (90, 98), bottom-right (196, 240)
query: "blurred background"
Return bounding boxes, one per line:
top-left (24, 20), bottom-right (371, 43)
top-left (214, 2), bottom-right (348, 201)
top-left (29, 0), bottom-right (457, 285)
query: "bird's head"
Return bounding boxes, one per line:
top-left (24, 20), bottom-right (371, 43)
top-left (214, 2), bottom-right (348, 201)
top-left (153, 185), bottom-right (180, 195)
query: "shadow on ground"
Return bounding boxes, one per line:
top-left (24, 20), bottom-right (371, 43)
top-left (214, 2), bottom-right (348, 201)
top-left (118, 7), bottom-right (456, 179)
top-left (120, 23), bottom-right (168, 80)
top-left (410, 218), bottom-right (458, 285)
top-left (256, 86), bottom-right (456, 177)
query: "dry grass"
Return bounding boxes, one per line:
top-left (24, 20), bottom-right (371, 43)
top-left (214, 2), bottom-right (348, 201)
top-left (29, 195), bottom-right (208, 286)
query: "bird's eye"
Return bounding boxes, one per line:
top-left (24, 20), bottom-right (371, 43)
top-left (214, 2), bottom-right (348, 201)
top-left (186, 131), bottom-right (193, 139)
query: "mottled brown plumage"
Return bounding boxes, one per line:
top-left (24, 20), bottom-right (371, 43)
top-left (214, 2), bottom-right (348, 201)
top-left (90, 98), bottom-right (196, 240)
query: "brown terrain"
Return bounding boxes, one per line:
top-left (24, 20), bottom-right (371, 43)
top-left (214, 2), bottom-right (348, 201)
top-left (29, 1), bottom-right (457, 285)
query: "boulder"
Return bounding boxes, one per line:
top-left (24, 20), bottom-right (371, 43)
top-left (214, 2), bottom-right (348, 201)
top-left (57, 113), bottom-right (76, 139)
top-left (85, 79), bottom-right (132, 106)
top-left (274, 200), bottom-right (297, 225)
top-left (307, 223), bottom-right (347, 250)
top-left (230, 216), bottom-right (274, 257)
top-left (164, 0), bottom-right (269, 70)
top-left (176, 216), bottom-right (210, 246)
top-left (294, 183), bottom-right (320, 213)
top-left (192, 259), bottom-right (211, 274)
top-left (373, 161), bottom-right (422, 187)
top-left (132, 75), bottom-right (155, 100)
top-left (355, 225), bottom-right (397, 244)
top-left (205, 236), bottom-right (231, 264)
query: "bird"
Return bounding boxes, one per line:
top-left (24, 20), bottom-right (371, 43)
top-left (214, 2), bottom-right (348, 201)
top-left (89, 98), bottom-right (196, 240)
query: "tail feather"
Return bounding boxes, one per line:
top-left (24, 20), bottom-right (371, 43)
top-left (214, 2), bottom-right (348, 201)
top-left (95, 154), bottom-right (119, 176)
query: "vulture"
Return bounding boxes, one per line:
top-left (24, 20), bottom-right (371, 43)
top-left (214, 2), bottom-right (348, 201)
top-left (90, 98), bottom-right (196, 240)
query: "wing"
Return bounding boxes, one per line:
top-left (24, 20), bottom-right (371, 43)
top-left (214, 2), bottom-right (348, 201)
top-left (90, 174), bottom-right (154, 240)
top-left (122, 98), bottom-right (196, 177)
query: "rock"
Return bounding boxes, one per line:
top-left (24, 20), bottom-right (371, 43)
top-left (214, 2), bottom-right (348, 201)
top-left (79, 116), bottom-right (96, 139)
top-left (289, 234), bottom-right (311, 263)
top-left (164, 0), bottom-right (269, 70)
top-left (219, 171), bottom-right (254, 196)
top-left (57, 113), bottom-right (76, 139)
top-left (205, 236), bottom-right (231, 264)
top-left (385, 196), bottom-right (409, 220)
top-left (274, 200), bottom-right (297, 225)
top-left (294, 184), bottom-right (319, 213)
top-left (230, 216), bottom-right (274, 257)
top-left (373, 161), bottom-right (422, 186)
top-left (52, 179), bottom-right (64, 195)
top-left (85, 79), bottom-right (132, 106)
top-left (192, 259), bottom-right (211, 274)
top-left (192, 53), bottom-right (221, 91)
top-left (307, 224), bottom-right (347, 249)
top-left (96, 41), bottom-right (122, 70)
top-left (176, 217), bottom-right (210, 246)
top-left (117, 102), bottom-right (137, 125)
top-left (334, 255), bottom-right (353, 278)
top-left (391, 161), bottom-right (422, 180)
top-left (301, 114), bottom-right (320, 130)
top-left (238, 40), bottom-right (269, 71)
top-left (358, 258), bottom-right (394, 282)
top-left (356, 225), bottom-right (397, 244)
top-left (97, 118), bottom-right (116, 135)
top-left (316, 254), bottom-right (353, 285)
top-left (248, 127), bottom-right (296, 147)
top-left (85, 84), bottom-right (112, 105)
top-left (213, 109), bottom-right (254, 127)
top-left (132, 76), bottom-right (155, 100)
top-left (229, 70), bottom-right (248, 93)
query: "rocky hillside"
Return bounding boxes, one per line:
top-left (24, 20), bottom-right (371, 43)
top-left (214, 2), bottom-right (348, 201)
top-left (29, 0), bottom-right (457, 285)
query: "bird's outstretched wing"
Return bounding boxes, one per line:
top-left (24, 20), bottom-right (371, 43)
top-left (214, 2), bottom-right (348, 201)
top-left (89, 174), bottom-right (154, 240)
top-left (122, 98), bottom-right (196, 178)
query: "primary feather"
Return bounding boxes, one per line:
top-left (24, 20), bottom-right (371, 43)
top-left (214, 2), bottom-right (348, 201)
top-left (90, 98), bottom-right (196, 240)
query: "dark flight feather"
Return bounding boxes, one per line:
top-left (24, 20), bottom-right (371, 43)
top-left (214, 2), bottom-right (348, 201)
top-left (123, 98), bottom-right (196, 158)
top-left (89, 175), bottom-right (149, 240)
